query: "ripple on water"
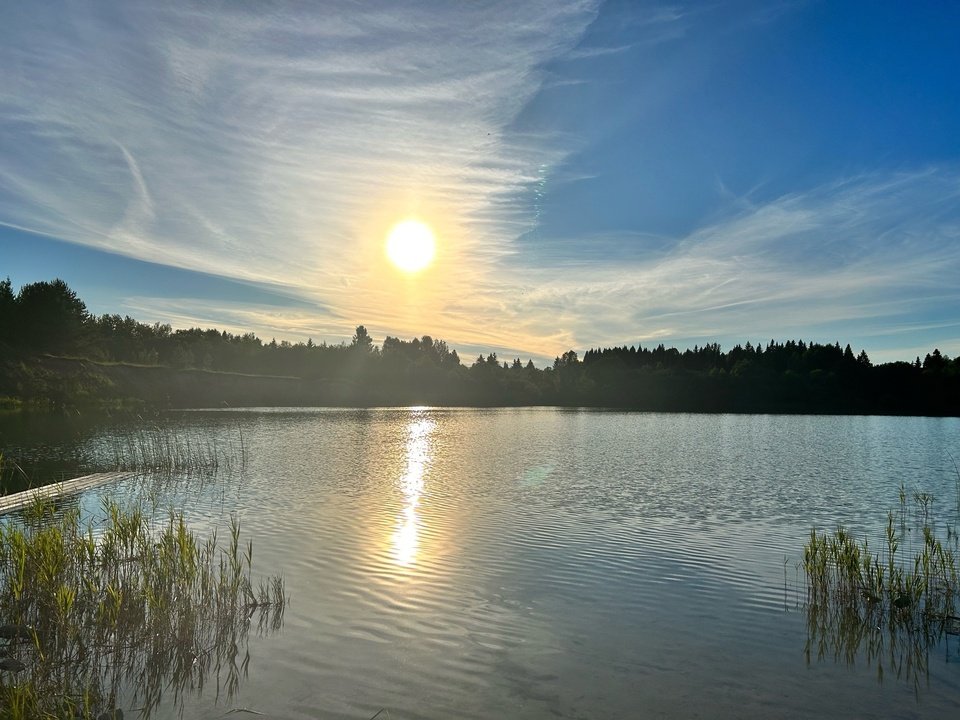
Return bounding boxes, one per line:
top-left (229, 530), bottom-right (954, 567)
top-left (64, 409), bottom-right (960, 718)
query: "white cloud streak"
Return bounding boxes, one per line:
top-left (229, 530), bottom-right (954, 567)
top-left (484, 169), bottom-right (960, 358)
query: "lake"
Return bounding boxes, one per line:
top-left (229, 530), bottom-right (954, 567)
top-left (3, 408), bottom-right (960, 718)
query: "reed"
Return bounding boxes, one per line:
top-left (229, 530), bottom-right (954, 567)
top-left (801, 482), bottom-right (960, 692)
top-left (99, 426), bottom-right (246, 478)
top-left (804, 485), bottom-right (959, 619)
top-left (0, 453), bottom-right (30, 496)
top-left (0, 496), bottom-right (286, 719)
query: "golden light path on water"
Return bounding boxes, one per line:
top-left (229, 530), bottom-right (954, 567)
top-left (391, 411), bottom-right (433, 567)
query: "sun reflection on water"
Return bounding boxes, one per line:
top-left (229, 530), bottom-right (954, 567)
top-left (392, 413), bottom-right (433, 567)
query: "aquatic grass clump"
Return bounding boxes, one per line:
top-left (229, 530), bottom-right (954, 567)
top-left (0, 496), bottom-right (286, 719)
top-left (99, 426), bottom-right (247, 479)
top-left (0, 453), bottom-right (31, 496)
top-left (803, 486), bottom-right (959, 621)
top-left (802, 483), bottom-right (960, 687)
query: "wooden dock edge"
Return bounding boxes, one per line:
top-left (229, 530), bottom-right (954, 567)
top-left (0, 471), bottom-right (134, 516)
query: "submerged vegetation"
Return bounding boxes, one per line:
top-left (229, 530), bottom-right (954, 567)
top-left (0, 419), bottom-right (249, 496)
top-left (101, 426), bottom-right (247, 478)
top-left (802, 482), bottom-right (960, 687)
top-left (0, 497), bottom-right (287, 719)
top-left (2, 277), bottom-right (959, 412)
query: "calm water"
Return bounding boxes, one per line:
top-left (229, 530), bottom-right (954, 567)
top-left (5, 408), bottom-right (960, 718)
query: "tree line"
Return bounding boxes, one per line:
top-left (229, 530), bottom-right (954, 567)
top-left (1, 278), bottom-right (958, 414)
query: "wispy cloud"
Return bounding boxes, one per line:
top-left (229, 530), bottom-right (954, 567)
top-left (120, 296), bottom-right (344, 345)
top-left (0, 0), bottom-right (602, 334)
top-left (486, 168), bottom-right (960, 357)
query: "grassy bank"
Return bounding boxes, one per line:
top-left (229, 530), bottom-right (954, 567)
top-left (2, 356), bottom-right (310, 410)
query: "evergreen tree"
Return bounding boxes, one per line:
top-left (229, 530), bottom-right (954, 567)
top-left (15, 279), bottom-right (89, 353)
top-left (0, 277), bottom-right (15, 343)
top-left (351, 325), bottom-right (373, 352)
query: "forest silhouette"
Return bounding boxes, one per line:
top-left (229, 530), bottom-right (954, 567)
top-left (1, 278), bottom-right (958, 414)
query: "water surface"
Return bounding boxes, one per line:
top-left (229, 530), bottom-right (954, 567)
top-left (6, 409), bottom-right (960, 718)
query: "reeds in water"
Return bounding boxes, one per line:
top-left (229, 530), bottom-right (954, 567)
top-left (0, 453), bottom-right (30, 496)
top-left (100, 426), bottom-right (247, 478)
top-left (803, 485), bottom-right (959, 620)
top-left (0, 496), bottom-right (286, 719)
top-left (802, 482), bottom-right (960, 687)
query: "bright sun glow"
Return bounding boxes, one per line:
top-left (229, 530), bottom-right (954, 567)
top-left (386, 219), bottom-right (436, 273)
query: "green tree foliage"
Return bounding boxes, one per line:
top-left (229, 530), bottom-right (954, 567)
top-left (351, 325), bottom-right (373, 352)
top-left (2, 278), bottom-right (959, 413)
top-left (13, 279), bottom-right (89, 353)
top-left (0, 277), bottom-right (15, 344)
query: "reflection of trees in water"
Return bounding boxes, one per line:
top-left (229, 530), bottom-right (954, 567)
top-left (0, 498), bottom-right (287, 718)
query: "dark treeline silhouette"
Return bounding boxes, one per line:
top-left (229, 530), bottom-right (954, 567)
top-left (1, 278), bottom-right (958, 414)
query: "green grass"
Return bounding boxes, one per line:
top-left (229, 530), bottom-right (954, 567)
top-left (802, 482), bottom-right (960, 687)
top-left (0, 398), bottom-right (24, 412)
top-left (0, 496), bottom-right (286, 719)
top-left (803, 484), bottom-right (959, 619)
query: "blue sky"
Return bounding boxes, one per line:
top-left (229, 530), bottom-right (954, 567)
top-left (2, 0), bottom-right (959, 364)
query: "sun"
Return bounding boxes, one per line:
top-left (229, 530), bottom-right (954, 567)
top-left (386, 219), bottom-right (436, 273)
